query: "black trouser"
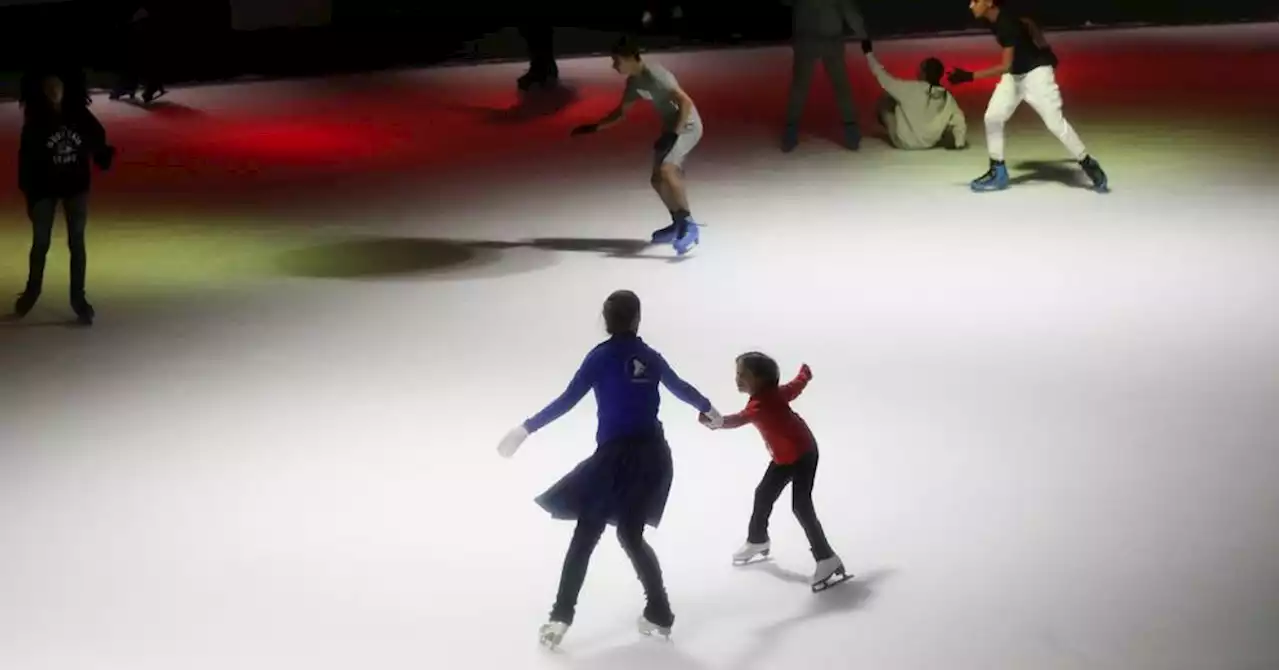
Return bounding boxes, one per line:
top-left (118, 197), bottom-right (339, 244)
top-left (517, 24), bottom-right (557, 78)
top-left (24, 193), bottom-right (90, 306)
top-left (747, 449), bottom-right (834, 561)
top-left (551, 514), bottom-right (672, 627)
top-left (113, 20), bottom-right (165, 97)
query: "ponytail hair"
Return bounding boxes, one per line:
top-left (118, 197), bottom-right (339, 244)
top-left (920, 58), bottom-right (945, 88)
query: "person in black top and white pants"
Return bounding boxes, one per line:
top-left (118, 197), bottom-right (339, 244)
top-left (15, 71), bottom-right (116, 325)
top-left (949, 0), bottom-right (1108, 192)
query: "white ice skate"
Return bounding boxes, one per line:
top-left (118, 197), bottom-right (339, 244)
top-left (811, 555), bottom-right (852, 593)
top-left (538, 620), bottom-right (569, 649)
top-left (637, 615), bottom-right (672, 639)
top-left (731, 540), bottom-right (771, 566)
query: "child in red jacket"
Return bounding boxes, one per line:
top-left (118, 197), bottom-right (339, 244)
top-left (700, 352), bottom-right (849, 592)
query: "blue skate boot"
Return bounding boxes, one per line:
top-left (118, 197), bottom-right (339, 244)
top-left (673, 220), bottom-right (700, 256)
top-left (970, 160), bottom-right (1010, 192)
top-left (651, 221), bottom-right (680, 244)
top-left (653, 210), bottom-right (695, 244)
top-left (1080, 156), bottom-right (1109, 193)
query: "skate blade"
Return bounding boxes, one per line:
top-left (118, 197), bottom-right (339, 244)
top-left (640, 626), bottom-right (672, 640)
top-left (539, 633), bottom-right (563, 650)
top-left (732, 551), bottom-right (771, 567)
top-left (811, 571), bottom-right (854, 593)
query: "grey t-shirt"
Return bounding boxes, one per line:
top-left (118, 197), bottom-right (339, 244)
top-left (623, 63), bottom-right (701, 132)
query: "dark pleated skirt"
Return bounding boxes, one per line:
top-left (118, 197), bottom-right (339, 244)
top-left (535, 431), bottom-right (673, 528)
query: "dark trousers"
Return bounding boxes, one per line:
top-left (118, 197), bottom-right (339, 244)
top-left (551, 513), bottom-right (672, 627)
top-left (113, 20), bottom-right (165, 98)
top-left (24, 193), bottom-right (90, 305)
top-left (518, 24), bottom-right (557, 77)
top-left (747, 449), bottom-right (834, 561)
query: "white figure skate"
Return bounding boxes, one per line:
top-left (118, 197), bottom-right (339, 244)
top-left (538, 620), bottom-right (569, 649)
top-left (812, 555), bottom-right (852, 593)
top-left (732, 541), bottom-right (771, 566)
top-left (637, 615), bottom-right (672, 639)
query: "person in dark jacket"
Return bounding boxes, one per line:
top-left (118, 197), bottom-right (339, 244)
top-left (14, 70), bottom-right (116, 325)
top-left (109, 2), bottom-right (168, 103)
top-left (515, 3), bottom-right (677, 91)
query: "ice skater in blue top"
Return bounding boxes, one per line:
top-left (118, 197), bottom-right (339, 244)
top-left (497, 290), bottom-right (723, 649)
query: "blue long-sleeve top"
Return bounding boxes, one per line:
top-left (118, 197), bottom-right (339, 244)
top-left (523, 334), bottom-right (712, 445)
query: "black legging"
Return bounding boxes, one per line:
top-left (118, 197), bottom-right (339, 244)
top-left (24, 193), bottom-right (89, 304)
top-left (747, 449), bottom-right (834, 561)
top-left (551, 513), bottom-right (672, 627)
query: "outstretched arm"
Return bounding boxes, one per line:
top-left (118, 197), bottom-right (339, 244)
top-left (710, 404), bottom-right (755, 429)
top-left (778, 364), bottom-right (813, 402)
top-left (576, 84), bottom-right (639, 135)
top-left (864, 51), bottom-right (914, 101)
top-left (594, 96), bottom-right (636, 132)
top-left (656, 355), bottom-right (712, 413)
top-left (972, 46), bottom-right (1015, 80)
top-left (523, 356), bottom-right (594, 433)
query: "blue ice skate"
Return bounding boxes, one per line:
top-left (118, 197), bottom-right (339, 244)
top-left (651, 221), bottom-right (681, 244)
top-left (673, 223), bottom-right (700, 256)
top-left (970, 161), bottom-right (1010, 192)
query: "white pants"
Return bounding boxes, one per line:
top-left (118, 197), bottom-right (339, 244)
top-left (984, 66), bottom-right (1087, 161)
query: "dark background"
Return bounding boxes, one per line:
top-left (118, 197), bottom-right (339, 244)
top-left (0, 0), bottom-right (1273, 90)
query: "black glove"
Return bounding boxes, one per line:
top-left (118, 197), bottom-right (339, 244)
top-left (570, 123), bottom-right (598, 136)
top-left (93, 145), bottom-right (116, 171)
top-left (948, 68), bottom-right (974, 85)
top-left (860, 39), bottom-right (873, 54)
top-left (654, 131), bottom-right (678, 152)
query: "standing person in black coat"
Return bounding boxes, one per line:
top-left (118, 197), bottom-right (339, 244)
top-left (109, 1), bottom-right (168, 103)
top-left (14, 71), bottom-right (116, 325)
top-left (516, 2), bottom-right (678, 91)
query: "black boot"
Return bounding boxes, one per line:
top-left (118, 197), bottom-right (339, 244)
top-left (13, 291), bottom-right (38, 318)
top-left (72, 297), bottom-right (95, 326)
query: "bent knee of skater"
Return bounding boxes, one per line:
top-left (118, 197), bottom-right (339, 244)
top-left (615, 525), bottom-right (646, 548)
top-left (657, 163), bottom-right (682, 181)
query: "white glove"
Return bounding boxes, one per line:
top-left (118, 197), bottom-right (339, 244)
top-left (703, 407), bottom-right (724, 429)
top-left (497, 425), bottom-right (529, 459)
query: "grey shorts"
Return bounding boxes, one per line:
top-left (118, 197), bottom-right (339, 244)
top-left (653, 123), bottom-right (703, 170)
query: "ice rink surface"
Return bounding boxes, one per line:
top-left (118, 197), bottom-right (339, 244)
top-left (0, 23), bottom-right (1275, 670)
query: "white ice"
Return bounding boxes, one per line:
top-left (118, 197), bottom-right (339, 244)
top-left (0, 25), bottom-right (1276, 670)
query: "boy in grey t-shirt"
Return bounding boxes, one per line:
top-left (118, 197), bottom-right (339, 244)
top-left (571, 38), bottom-right (703, 256)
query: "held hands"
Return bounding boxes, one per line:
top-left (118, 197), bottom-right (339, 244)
top-left (860, 39), bottom-right (873, 54)
top-left (948, 68), bottom-right (974, 85)
top-left (570, 123), bottom-right (599, 136)
top-left (698, 407), bottom-right (724, 430)
top-left (497, 425), bottom-right (529, 459)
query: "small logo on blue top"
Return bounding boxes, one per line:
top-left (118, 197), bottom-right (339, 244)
top-left (628, 357), bottom-right (651, 382)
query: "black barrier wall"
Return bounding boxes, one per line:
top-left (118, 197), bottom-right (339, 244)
top-left (0, 0), bottom-right (1274, 90)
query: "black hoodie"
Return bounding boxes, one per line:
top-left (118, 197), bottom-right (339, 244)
top-left (18, 107), bottom-right (110, 199)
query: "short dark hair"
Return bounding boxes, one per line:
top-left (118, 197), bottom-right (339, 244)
top-left (603, 290), bottom-right (641, 335)
top-left (920, 57), bottom-right (946, 87)
top-left (611, 36), bottom-right (642, 60)
top-left (736, 352), bottom-right (780, 389)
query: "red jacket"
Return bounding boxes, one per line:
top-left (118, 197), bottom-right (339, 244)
top-left (722, 365), bottom-right (816, 465)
